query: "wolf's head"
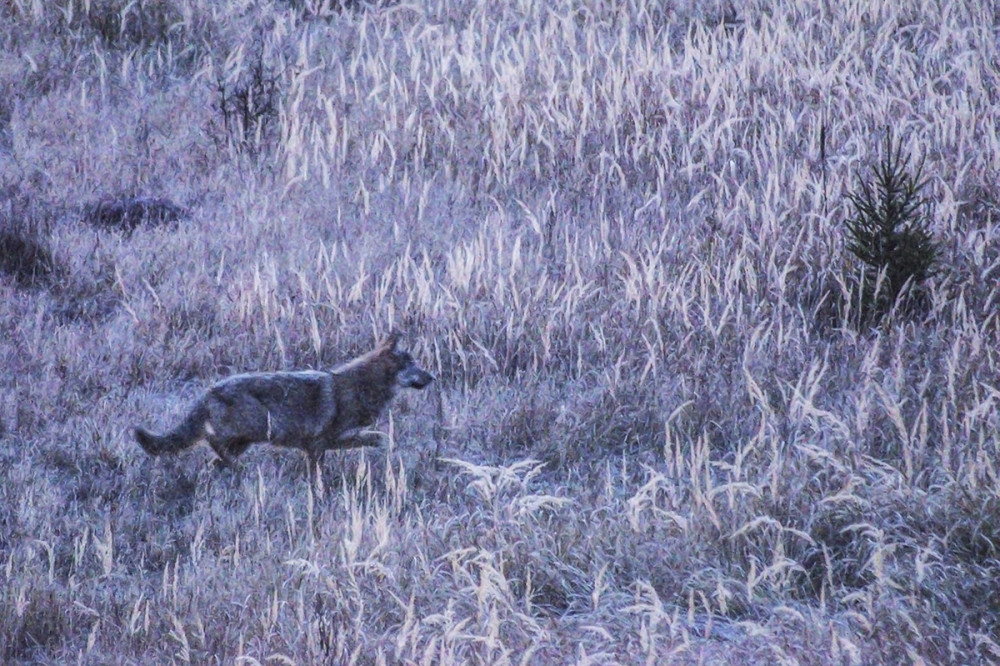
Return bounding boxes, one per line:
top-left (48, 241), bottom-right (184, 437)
top-left (379, 332), bottom-right (435, 389)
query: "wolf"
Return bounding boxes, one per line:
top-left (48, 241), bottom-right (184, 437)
top-left (134, 332), bottom-right (434, 477)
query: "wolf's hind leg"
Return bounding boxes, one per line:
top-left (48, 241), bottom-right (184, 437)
top-left (227, 440), bottom-right (253, 459)
top-left (336, 431), bottom-right (384, 449)
top-left (208, 437), bottom-right (248, 469)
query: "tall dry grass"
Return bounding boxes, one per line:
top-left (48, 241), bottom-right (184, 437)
top-left (1, 0), bottom-right (999, 663)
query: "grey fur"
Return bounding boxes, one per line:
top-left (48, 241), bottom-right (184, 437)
top-left (134, 333), bottom-right (433, 474)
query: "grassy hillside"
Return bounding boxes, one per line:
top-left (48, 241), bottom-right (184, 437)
top-left (1, 0), bottom-right (999, 663)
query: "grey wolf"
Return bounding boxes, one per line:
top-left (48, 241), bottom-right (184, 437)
top-left (134, 333), bottom-right (433, 476)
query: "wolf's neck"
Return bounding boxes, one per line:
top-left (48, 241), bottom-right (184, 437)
top-left (332, 347), bottom-right (379, 374)
top-left (335, 363), bottom-right (395, 426)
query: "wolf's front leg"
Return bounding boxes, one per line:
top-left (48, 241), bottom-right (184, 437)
top-left (335, 430), bottom-right (383, 449)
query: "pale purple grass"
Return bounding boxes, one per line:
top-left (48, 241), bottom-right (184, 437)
top-left (0, 1), bottom-right (998, 663)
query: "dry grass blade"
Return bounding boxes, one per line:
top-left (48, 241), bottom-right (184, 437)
top-left (0, 0), bottom-right (998, 663)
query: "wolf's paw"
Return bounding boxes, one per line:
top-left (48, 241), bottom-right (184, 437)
top-left (357, 430), bottom-right (385, 447)
top-left (211, 457), bottom-right (237, 472)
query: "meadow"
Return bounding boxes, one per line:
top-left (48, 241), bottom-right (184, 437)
top-left (1, 0), bottom-right (999, 663)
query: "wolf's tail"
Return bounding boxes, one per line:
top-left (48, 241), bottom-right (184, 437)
top-left (134, 402), bottom-right (209, 456)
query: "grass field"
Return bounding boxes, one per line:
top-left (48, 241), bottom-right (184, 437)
top-left (1, 0), bottom-right (999, 663)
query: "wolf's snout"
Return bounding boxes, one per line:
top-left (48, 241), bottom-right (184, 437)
top-left (400, 365), bottom-right (434, 389)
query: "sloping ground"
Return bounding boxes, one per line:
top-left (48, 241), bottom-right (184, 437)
top-left (0, 1), bottom-right (998, 663)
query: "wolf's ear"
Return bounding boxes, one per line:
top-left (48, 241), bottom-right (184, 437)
top-left (380, 330), bottom-right (401, 352)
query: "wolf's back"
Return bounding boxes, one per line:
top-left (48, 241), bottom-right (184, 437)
top-left (134, 401), bottom-right (210, 455)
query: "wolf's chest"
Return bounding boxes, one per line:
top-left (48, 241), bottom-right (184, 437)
top-left (330, 375), bottom-right (393, 431)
